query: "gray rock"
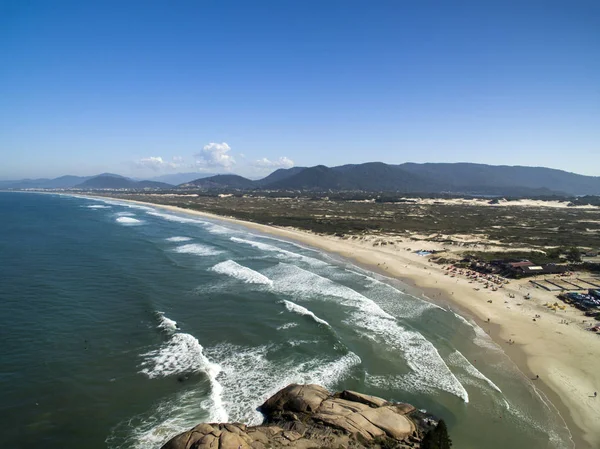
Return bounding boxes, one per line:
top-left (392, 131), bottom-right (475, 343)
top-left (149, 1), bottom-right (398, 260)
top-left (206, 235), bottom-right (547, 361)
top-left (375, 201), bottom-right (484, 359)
top-left (161, 384), bottom-right (428, 449)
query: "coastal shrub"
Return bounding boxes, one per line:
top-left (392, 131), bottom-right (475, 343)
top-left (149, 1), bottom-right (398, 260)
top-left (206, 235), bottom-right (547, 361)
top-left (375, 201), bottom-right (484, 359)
top-left (421, 420), bottom-right (452, 449)
top-left (565, 247), bottom-right (582, 263)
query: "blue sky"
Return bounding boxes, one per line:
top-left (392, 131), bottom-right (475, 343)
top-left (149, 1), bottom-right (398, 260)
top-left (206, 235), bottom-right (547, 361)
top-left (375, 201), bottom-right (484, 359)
top-left (1, 0), bottom-right (599, 179)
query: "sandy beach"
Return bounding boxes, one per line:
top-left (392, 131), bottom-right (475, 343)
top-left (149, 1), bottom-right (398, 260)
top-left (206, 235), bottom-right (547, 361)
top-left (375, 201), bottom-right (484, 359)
top-left (100, 196), bottom-right (600, 449)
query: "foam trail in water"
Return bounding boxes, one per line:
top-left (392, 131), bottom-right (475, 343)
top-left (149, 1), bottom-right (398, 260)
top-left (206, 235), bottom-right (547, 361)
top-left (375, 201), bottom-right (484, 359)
top-left (447, 350), bottom-right (503, 393)
top-left (116, 216), bottom-right (143, 225)
top-left (86, 204), bottom-right (111, 209)
top-left (266, 263), bottom-right (469, 402)
top-left (166, 236), bottom-right (192, 243)
top-left (282, 300), bottom-right (330, 327)
top-left (360, 275), bottom-right (442, 318)
top-left (277, 322), bottom-right (298, 330)
top-left (210, 260), bottom-right (273, 285)
top-left (173, 243), bottom-right (223, 256)
top-left (353, 311), bottom-right (469, 402)
top-left (206, 343), bottom-right (361, 424)
top-left (451, 312), bottom-right (501, 352)
top-left (230, 237), bottom-right (327, 266)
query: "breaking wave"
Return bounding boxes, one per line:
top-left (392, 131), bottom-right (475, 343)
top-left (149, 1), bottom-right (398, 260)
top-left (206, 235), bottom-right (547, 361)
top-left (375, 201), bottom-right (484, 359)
top-left (205, 343), bottom-right (361, 424)
top-left (210, 260), bottom-right (273, 285)
top-left (282, 300), bottom-right (330, 327)
top-left (165, 236), bottom-right (192, 242)
top-left (230, 237), bottom-right (327, 266)
top-left (173, 243), bottom-right (223, 256)
top-left (147, 210), bottom-right (206, 224)
top-left (139, 314), bottom-right (227, 419)
top-left (116, 216), bottom-right (143, 225)
top-left (266, 263), bottom-right (469, 402)
top-left (156, 312), bottom-right (179, 333)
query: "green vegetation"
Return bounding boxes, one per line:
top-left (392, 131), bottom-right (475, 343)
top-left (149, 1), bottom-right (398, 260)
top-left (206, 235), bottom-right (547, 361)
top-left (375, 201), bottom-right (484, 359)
top-left (464, 250), bottom-right (561, 265)
top-left (97, 192), bottom-right (600, 250)
top-left (565, 247), bottom-right (582, 263)
top-left (421, 420), bottom-right (452, 449)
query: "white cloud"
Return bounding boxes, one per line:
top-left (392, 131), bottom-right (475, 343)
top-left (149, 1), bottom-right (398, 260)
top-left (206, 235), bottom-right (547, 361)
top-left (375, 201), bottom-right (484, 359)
top-left (252, 157), bottom-right (295, 169)
top-left (195, 142), bottom-right (236, 169)
top-left (135, 156), bottom-right (181, 171)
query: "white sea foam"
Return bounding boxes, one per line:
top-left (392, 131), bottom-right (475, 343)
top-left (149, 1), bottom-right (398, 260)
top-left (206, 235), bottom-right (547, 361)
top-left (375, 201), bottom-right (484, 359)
top-left (173, 243), bottom-right (223, 256)
top-left (165, 236), bottom-right (192, 242)
top-left (250, 233), bottom-right (323, 255)
top-left (156, 312), bottom-right (179, 333)
top-left (86, 204), bottom-right (111, 209)
top-left (122, 317), bottom-right (228, 449)
top-left (282, 300), bottom-right (330, 327)
top-left (140, 317), bottom-right (227, 423)
top-left (265, 263), bottom-right (468, 402)
top-left (277, 322), bottom-right (298, 330)
top-left (116, 216), bottom-right (143, 225)
top-left (210, 260), bottom-right (273, 285)
top-left (287, 340), bottom-right (319, 347)
top-left (115, 211), bottom-right (136, 217)
top-left (452, 311), bottom-right (476, 328)
top-left (147, 210), bottom-right (206, 224)
top-left (97, 199), bottom-right (154, 212)
top-left (353, 311), bottom-right (469, 402)
top-left (140, 333), bottom-right (215, 379)
top-left (472, 322), bottom-right (502, 351)
top-left (265, 263), bottom-right (394, 318)
top-left (107, 389), bottom-right (211, 449)
top-left (205, 343), bottom-right (361, 424)
top-left (360, 276), bottom-right (442, 319)
top-left (231, 237), bottom-right (327, 266)
top-left (206, 224), bottom-right (233, 235)
top-left (451, 312), bottom-right (501, 351)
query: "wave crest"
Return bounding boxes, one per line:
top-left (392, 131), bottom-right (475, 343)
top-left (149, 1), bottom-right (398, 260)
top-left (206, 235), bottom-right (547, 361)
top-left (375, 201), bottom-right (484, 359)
top-left (210, 260), bottom-right (272, 285)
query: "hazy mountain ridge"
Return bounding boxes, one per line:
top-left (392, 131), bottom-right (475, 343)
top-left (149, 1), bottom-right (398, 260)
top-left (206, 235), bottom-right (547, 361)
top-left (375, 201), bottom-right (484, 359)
top-left (180, 174), bottom-right (255, 189)
top-left (2, 163), bottom-right (599, 195)
top-left (181, 162), bottom-right (600, 196)
top-left (75, 174), bottom-right (172, 189)
top-left (0, 173), bottom-right (172, 190)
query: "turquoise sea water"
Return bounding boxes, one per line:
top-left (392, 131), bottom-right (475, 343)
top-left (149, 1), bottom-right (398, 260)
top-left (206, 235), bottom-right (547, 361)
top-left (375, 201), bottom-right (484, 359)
top-left (0, 192), bottom-right (573, 448)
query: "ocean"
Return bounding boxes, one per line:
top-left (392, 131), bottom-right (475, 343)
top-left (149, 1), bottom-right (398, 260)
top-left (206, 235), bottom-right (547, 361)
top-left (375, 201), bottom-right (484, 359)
top-left (0, 192), bottom-right (573, 449)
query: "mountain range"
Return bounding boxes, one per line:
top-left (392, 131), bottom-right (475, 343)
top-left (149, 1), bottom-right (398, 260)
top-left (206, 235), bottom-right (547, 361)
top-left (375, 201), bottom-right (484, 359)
top-left (2, 163), bottom-right (600, 196)
top-left (181, 162), bottom-right (600, 196)
top-left (0, 173), bottom-right (172, 190)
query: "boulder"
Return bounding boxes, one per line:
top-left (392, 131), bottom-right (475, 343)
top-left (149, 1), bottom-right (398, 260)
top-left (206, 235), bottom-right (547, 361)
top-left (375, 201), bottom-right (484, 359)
top-left (340, 390), bottom-right (389, 408)
top-left (360, 407), bottom-right (416, 439)
top-left (161, 384), bottom-right (431, 449)
top-left (260, 384), bottom-right (329, 414)
top-left (219, 431), bottom-right (250, 449)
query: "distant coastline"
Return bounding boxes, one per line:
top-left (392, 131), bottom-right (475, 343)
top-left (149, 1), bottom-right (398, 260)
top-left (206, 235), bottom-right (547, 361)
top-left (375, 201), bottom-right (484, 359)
top-left (65, 192), bottom-right (599, 449)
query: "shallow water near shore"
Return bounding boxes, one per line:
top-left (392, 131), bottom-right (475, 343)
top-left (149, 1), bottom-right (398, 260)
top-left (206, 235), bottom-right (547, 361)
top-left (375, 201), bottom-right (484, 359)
top-left (0, 192), bottom-right (573, 449)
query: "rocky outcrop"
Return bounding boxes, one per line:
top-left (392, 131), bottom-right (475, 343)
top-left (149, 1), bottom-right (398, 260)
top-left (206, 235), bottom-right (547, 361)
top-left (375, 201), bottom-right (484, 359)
top-left (161, 384), bottom-right (435, 449)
